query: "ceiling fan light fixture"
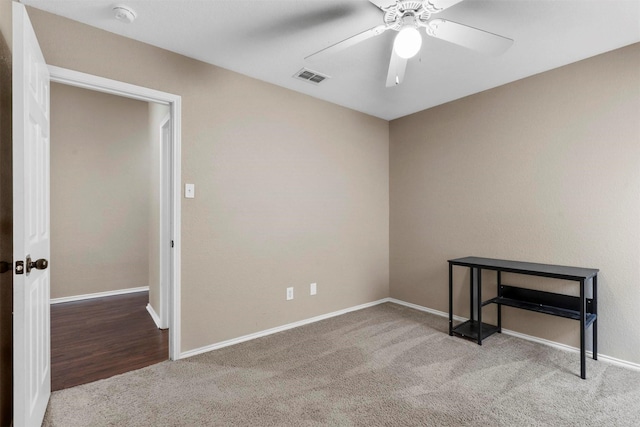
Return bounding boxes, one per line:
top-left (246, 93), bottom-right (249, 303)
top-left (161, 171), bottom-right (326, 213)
top-left (393, 26), bottom-right (422, 59)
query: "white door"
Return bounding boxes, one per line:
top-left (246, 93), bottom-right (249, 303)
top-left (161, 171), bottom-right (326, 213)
top-left (12, 3), bottom-right (51, 426)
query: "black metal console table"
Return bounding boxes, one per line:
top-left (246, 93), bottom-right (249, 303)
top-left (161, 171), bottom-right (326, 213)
top-left (448, 256), bottom-right (598, 379)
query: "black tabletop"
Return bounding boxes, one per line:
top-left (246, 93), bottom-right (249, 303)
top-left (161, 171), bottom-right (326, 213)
top-left (448, 256), bottom-right (599, 280)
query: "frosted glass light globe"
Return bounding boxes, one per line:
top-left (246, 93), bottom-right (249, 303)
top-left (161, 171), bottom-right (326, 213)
top-left (393, 27), bottom-right (422, 59)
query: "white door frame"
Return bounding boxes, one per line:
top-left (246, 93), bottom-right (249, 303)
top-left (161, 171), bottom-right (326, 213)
top-left (159, 113), bottom-right (171, 329)
top-left (48, 65), bottom-right (182, 360)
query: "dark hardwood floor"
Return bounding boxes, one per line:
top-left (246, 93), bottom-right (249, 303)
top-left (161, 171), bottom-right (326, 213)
top-left (51, 291), bottom-right (168, 391)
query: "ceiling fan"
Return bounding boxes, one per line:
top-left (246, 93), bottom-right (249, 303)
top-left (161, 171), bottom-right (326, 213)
top-left (305, 0), bottom-right (514, 87)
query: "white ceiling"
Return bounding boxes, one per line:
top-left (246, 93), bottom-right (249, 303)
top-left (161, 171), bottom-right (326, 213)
top-left (22, 0), bottom-right (640, 120)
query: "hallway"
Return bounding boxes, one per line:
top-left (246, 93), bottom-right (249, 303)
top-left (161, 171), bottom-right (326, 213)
top-left (51, 291), bottom-right (168, 391)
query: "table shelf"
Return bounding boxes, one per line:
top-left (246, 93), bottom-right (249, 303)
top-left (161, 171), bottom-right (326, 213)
top-left (489, 296), bottom-right (597, 328)
top-left (484, 285), bottom-right (596, 328)
top-left (451, 320), bottom-right (500, 342)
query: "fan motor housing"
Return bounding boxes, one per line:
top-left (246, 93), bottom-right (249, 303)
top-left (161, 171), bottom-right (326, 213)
top-left (383, 1), bottom-right (431, 31)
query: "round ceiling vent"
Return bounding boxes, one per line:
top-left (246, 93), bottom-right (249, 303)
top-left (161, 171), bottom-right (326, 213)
top-left (113, 5), bottom-right (137, 23)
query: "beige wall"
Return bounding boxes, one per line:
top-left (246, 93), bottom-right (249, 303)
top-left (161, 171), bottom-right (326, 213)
top-left (27, 8), bottom-right (390, 352)
top-left (31, 5), bottom-right (637, 366)
top-left (50, 83), bottom-right (151, 299)
top-left (0, 0), bottom-right (11, 54)
top-left (0, 1), bottom-right (12, 423)
top-left (148, 102), bottom-right (170, 318)
top-left (390, 43), bottom-right (640, 364)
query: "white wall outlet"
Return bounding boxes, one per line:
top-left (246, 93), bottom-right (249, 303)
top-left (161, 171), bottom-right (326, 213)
top-left (310, 283), bottom-right (317, 296)
top-left (286, 287), bottom-right (294, 301)
top-left (185, 183), bottom-right (195, 198)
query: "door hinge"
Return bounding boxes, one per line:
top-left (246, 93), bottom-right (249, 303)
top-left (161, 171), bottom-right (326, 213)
top-left (15, 260), bottom-right (24, 275)
top-left (171, 240), bottom-right (174, 248)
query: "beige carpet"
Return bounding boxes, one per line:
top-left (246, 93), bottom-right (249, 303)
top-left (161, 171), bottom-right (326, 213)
top-left (43, 303), bottom-right (640, 426)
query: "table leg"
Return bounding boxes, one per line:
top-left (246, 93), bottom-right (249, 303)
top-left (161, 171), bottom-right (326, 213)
top-left (497, 270), bottom-right (502, 333)
top-left (580, 278), bottom-right (586, 379)
top-left (478, 268), bottom-right (483, 345)
top-left (469, 267), bottom-right (474, 327)
top-left (449, 262), bottom-right (453, 336)
top-left (593, 274), bottom-right (598, 360)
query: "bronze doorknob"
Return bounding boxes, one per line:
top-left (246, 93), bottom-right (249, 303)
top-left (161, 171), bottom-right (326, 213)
top-left (26, 255), bottom-right (48, 274)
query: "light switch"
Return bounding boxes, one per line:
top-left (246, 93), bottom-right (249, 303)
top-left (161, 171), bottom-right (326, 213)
top-left (185, 183), bottom-right (195, 198)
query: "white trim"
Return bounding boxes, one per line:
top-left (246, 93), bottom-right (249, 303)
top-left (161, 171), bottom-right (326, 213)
top-left (48, 66), bottom-right (182, 361)
top-left (159, 113), bottom-right (171, 330)
top-left (388, 298), bottom-right (640, 372)
top-left (179, 299), bottom-right (389, 359)
top-left (146, 303), bottom-right (162, 329)
top-left (169, 97), bottom-right (182, 361)
top-left (48, 66), bottom-right (171, 105)
top-left (50, 287), bottom-right (149, 305)
top-left (597, 354), bottom-right (640, 371)
top-left (175, 296), bottom-right (640, 371)
top-left (388, 298), bottom-right (467, 322)
top-left (501, 328), bottom-right (640, 371)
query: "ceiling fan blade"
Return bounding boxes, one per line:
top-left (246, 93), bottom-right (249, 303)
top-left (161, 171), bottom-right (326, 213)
top-left (242, 4), bottom-right (362, 42)
top-left (427, 19), bottom-right (514, 55)
top-left (305, 24), bottom-right (389, 62)
top-left (386, 50), bottom-right (408, 87)
top-left (368, 0), bottom-right (396, 10)
top-left (426, 0), bottom-right (465, 12)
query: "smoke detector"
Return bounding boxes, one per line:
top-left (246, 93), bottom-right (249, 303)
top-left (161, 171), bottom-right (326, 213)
top-left (113, 5), bottom-right (136, 23)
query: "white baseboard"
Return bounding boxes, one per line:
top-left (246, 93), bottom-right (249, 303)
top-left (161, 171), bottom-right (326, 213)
top-left (388, 298), bottom-right (640, 372)
top-left (387, 298), bottom-right (467, 322)
top-left (500, 328), bottom-right (640, 371)
top-left (177, 296), bottom-right (639, 372)
top-left (50, 286), bottom-right (149, 304)
top-left (179, 298), bottom-right (389, 359)
top-left (146, 303), bottom-right (162, 329)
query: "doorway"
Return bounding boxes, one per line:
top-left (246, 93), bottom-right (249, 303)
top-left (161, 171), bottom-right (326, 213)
top-left (48, 66), bottom-right (182, 361)
top-left (47, 81), bottom-right (171, 390)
